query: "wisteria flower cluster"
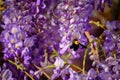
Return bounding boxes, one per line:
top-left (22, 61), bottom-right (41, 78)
top-left (0, 0), bottom-right (120, 80)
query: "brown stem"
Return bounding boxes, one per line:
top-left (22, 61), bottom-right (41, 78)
top-left (32, 63), bottom-right (51, 80)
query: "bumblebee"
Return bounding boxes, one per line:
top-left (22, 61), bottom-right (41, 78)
top-left (70, 39), bottom-right (87, 51)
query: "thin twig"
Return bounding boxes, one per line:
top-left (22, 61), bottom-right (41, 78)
top-left (64, 62), bottom-right (83, 72)
top-left (89, 20), bottom-right (106, 30)
top-left (32, 63), bottom-right (51, 80)
top-left (82, 41), bottom-right (93, 74)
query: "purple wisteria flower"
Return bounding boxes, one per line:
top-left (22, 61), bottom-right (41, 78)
top-left (95, 0), bottom-right (112, 11)
top-left (54, 0), bottom-right (93, 58)
top-left (0, 63), bottom-right (15, 80)
top-left (0, 0), bottom-right (120, 80)
top-left (103, 21), bottom-right (120, 56)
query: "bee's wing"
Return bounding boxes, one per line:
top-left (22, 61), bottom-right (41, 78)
top-left (79, 43), bottom-right (87, 48)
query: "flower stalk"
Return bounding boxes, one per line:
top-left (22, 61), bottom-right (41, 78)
top-left (8, 60), bottom-right (34, 80)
